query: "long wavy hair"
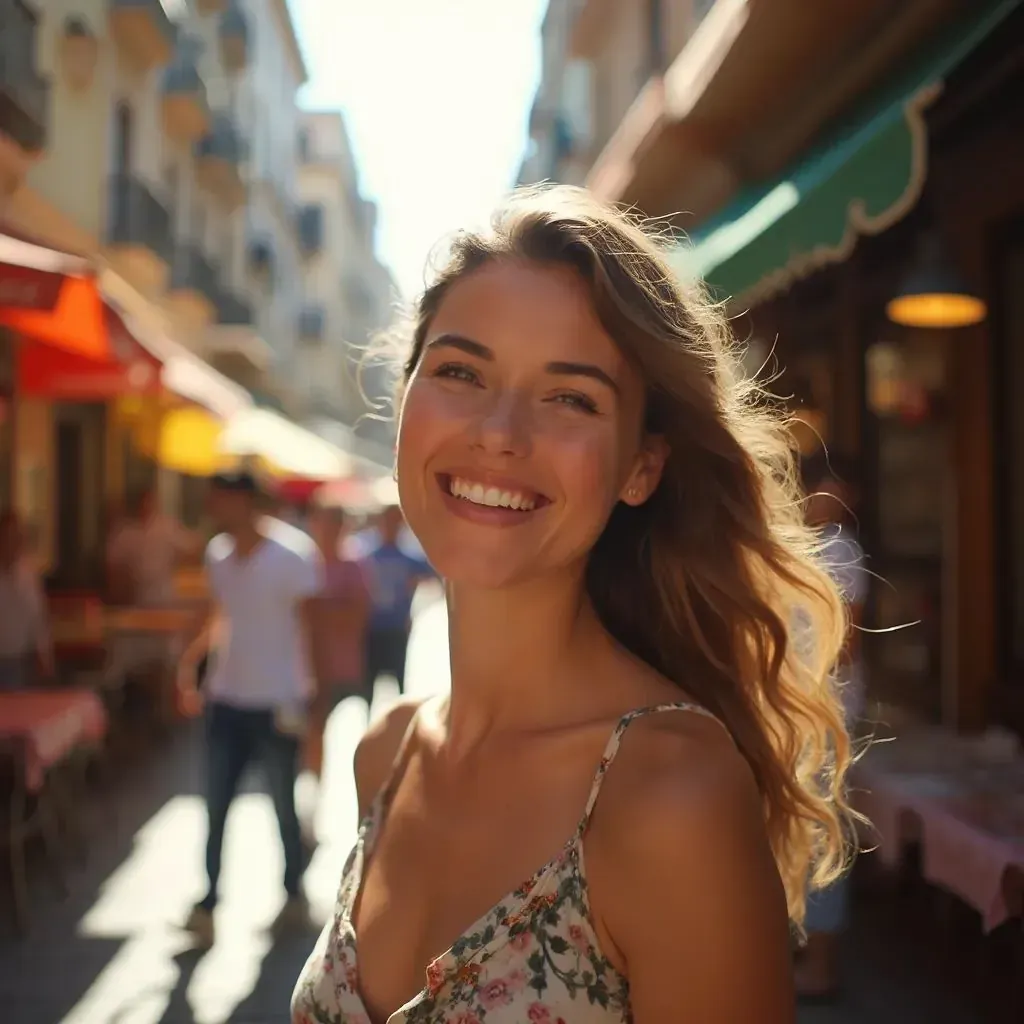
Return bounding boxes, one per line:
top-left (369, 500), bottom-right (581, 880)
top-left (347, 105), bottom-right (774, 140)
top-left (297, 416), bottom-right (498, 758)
top-left (381, 184), bottom-right (855, 925)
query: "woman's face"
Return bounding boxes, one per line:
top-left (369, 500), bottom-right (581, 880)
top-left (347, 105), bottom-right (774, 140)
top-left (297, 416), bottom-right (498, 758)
top-left (397, 260), bottom-right (665, 589)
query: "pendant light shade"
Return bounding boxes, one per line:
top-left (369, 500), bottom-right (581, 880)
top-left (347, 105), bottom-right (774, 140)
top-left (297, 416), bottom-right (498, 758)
top-left (886, 232), bottom-right (987, 328)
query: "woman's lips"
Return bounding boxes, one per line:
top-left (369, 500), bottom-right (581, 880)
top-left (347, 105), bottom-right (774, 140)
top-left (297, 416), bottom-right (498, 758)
top-left (436, 473), bottom-right (550, 526)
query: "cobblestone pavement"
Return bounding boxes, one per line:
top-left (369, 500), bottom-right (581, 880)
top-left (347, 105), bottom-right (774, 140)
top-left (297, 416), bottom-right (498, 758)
top-left (0, 593), bottom-right (993, 1023)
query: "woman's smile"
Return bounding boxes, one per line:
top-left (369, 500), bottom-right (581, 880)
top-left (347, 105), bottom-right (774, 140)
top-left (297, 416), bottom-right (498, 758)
top-left (436, 471), bottom-right (552, 528)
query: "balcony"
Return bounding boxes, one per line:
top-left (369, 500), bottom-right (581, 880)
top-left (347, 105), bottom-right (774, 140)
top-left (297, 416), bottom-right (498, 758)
top-left (108, 0), bottom-right (177, 72)
top-left (205, 289), bottom-right (270, 378)
top-left (165, 244), bottom-right (220, 326)
top-left (161, 38), bottom-right (210, 143)
top-left (0, 0), bottom-right (49, 158)
top-left (195, 112), bottom-right (246, 208)
top-left (104, 173), bottom-right (174, 291)
top-left (299, 305), bottom-right (325, 343)
top-left (219, 3), bottom-right (250, 73)
top-left (297, 204), bottom-right (324, 257)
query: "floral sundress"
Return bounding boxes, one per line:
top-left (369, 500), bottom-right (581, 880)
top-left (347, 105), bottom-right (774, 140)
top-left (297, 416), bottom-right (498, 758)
top-left (291, 702), bottom-right (721, 1024)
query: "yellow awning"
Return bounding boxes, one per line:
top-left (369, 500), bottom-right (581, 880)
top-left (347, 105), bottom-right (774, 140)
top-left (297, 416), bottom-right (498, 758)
top-left (220, 409), bottom-right (353, 479)
top-left (142, 406), bottom-right (354, 479)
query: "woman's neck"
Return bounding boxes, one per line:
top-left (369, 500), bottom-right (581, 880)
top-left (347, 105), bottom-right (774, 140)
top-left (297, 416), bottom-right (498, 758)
top-left (443, 569), bottom-right (611, 749)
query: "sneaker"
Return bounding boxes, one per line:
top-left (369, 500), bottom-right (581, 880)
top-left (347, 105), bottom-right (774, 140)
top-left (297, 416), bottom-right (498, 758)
top-left (183, 904), bottom-right (215, 948)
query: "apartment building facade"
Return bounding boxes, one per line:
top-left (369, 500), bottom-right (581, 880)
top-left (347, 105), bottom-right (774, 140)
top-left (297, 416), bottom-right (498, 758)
top-left (297, 109), bottom-right (395, 451)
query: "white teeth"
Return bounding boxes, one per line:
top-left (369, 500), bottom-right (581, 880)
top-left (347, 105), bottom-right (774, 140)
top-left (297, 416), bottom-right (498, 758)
top-left (448, 477), bottom-right (536, 511)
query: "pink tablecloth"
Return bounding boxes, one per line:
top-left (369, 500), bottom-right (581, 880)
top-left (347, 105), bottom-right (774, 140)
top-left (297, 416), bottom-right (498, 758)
top-left (854, 762), bottom-right (1024, 931)
top-left (0, 689), bottom-right (108, 792)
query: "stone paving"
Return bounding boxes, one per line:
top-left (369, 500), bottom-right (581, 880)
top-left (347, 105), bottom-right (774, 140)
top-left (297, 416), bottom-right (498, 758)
top-left (0, 596), bottom-right (994, 1023)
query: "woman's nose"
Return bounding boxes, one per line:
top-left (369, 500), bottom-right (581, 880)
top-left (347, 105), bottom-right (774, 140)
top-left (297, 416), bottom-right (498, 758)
top-left (472, 390), bottom-right (531, 458)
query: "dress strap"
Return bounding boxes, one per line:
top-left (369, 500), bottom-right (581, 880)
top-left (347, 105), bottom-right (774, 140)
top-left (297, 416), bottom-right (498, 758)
top-left (374, 701), bottom-right (427, 816)
top-left (577, 702), bottom-right (727, 834)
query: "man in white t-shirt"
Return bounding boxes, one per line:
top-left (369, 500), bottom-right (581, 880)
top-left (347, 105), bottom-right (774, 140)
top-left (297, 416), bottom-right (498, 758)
top-left (177, 470), bottom-right (324, 947)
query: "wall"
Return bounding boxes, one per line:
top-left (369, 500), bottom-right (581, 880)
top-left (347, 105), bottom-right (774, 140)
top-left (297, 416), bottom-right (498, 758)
top-left (242, 0), bottom-right (304, 378)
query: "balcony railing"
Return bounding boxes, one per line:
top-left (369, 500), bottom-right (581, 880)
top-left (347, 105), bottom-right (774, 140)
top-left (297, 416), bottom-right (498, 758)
top-left (299, 306), bottom-right (325, 341)
top-left (105, 173), bottom-right (174, 264)
top-left (170, 244), bottom-right (220, 305)
top-left (0, 0), bottom-right (49, 152)
top-left (214, 288), bottom-right (254, 326)
top-left (297, 204), bottom-right (324, 256)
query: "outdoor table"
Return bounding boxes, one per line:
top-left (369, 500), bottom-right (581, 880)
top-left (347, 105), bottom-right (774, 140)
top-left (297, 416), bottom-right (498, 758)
top-left (853, 737), bottom-right (1024, 932)
top-left (0, 688), bottom-right (108, 933)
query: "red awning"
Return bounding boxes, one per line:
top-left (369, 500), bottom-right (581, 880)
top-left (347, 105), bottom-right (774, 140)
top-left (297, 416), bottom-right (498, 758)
top-left (0, 227), bottom-right (116, 361)
top-left (0, 228), bottom-right (90, 312)
top-left (17, 304), bottom-right (162, 400)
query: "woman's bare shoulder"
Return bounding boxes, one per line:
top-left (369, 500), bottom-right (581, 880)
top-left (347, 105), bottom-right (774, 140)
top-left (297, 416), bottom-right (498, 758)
top-left (585, 707), bottom-right (793, 1019)
top-left (353, 697), bottom-right (428, 816)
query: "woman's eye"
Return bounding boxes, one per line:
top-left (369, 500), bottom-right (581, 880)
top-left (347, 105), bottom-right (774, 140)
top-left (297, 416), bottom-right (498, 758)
top-left (433, 362), bottom-right (481, 385)
top-left (550, 392), bottom-right (598, 414)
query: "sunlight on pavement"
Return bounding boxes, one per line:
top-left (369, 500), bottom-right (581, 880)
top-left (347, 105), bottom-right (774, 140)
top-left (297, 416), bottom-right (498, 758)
top-left (57, 592), bottom-right (451, 1024)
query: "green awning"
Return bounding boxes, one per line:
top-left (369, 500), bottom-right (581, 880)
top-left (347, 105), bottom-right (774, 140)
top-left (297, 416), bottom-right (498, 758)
top-left (672, 0), bottom-right (1022, 303)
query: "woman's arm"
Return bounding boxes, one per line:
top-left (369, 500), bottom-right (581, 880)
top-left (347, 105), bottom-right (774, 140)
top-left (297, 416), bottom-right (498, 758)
top-left (588, 717), bottom-right (795, 1023)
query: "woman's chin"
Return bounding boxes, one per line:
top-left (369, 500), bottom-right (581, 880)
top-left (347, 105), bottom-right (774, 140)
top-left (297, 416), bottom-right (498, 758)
top-left (426, 548), bottom-right (534, 593)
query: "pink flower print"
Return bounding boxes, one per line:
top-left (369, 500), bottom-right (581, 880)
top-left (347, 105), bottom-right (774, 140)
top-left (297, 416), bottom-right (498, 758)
top-left (509, 929), bottom-right (533, 952)
top-left (479, 969), bottom-right (528, 1010)
top-left (425, 958), bottom-right (448, 996)
top-left (568, 924), bottom-right (591, 955)
top-left (449, 1015), bottom-right (482, 1024)
top-left (345, 965), bottom-right (359, 992)
top-left (528, 1004), bottom-right (553, 1022)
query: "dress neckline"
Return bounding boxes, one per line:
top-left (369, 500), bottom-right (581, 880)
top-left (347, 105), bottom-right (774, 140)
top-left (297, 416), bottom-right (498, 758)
top-left (341, 699), bottom-right (724, 1023)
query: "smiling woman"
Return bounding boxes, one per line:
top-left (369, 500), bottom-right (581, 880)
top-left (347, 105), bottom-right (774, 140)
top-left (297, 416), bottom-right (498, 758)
top-left (292, 185), bottom-right (853, 1024)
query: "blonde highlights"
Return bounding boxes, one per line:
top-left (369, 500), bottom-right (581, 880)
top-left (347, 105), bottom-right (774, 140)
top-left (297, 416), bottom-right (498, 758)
top-left (386, 185), bottom-right (856, 924)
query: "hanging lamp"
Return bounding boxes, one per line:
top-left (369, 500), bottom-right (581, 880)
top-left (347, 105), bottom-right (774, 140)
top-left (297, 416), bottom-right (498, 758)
top-left (886, 232), bottom-right (987, 328)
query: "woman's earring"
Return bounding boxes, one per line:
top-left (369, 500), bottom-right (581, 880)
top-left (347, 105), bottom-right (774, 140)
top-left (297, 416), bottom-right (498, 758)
top-left (627, 486), bottom-right (641, 502)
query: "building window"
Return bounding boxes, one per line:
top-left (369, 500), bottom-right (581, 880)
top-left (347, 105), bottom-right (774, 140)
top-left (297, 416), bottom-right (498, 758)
top-left (112, 101), bottom-right (133, 176)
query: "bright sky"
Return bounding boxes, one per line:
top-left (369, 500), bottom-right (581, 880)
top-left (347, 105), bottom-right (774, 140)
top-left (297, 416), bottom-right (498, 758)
top-left (293, 0), bottom-right (549, 300)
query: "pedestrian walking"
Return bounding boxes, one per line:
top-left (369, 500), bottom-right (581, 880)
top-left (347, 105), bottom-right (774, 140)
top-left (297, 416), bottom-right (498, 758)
top-left (305, 500), bottom-right (371, 779)
top-left (292, 185), bottom-right (855, 1023)
top-left (359, 503), bottom-right (434, 703)
top-left (177, 470), bottom-right (323, 948)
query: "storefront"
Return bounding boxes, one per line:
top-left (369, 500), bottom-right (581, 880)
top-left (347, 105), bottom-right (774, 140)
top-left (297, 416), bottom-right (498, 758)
top-left (675, 0), bottom-right (1024, 735)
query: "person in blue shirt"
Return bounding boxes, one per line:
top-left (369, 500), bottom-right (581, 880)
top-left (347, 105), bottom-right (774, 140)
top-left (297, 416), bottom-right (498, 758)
top-left (359, 504), bottom-right (434, 702)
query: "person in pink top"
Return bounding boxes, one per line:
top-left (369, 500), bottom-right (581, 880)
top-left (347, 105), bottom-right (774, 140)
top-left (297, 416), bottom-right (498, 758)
top-left (305, 501), bottom-right (371, 778)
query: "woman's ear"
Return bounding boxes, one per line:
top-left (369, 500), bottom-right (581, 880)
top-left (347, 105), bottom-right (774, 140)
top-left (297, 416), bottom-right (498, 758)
top-left (620, 435), bottom-right (669, 506)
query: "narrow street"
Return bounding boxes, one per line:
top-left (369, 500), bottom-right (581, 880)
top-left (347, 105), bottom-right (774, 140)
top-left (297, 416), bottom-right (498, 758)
top-left (0, 594), bottom-right (987, 1023)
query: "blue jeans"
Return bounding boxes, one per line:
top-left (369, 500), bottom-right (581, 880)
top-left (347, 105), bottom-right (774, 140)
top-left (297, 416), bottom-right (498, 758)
top-left (199, 702), bottom-right (303, 910)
